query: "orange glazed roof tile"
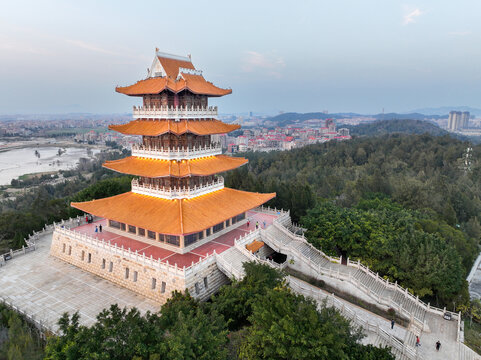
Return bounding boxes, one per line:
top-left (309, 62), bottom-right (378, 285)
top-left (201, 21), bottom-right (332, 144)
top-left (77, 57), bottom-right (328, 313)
top-left (157, 55), bottom-right (195, 79)
top-left (109, 119), bottom-right (240, 136)
top-left (71, 188), bottom-right (275, 235)
top-left (246, 240), bottom-right (265, 253)
top-left (115, 76), bottom-right (231, 97)
top-left (103, 155), bottom-right (248, 178)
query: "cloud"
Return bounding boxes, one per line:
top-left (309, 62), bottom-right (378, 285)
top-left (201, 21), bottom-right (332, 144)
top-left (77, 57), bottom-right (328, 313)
top-left (65, 39), bottom-right (120, 56)
top-left (403, 8), bottom-right (423, 25)
top-left (241, 51), bottom-right (286, 78)
top-left (448, 31), bottom-right (471, 36)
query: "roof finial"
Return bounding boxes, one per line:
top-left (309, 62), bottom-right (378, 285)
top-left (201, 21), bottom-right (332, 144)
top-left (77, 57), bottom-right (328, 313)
top-left (155, 47), bottom-right (159, 53)
top-left (188, 54), bottom-right (191, 60)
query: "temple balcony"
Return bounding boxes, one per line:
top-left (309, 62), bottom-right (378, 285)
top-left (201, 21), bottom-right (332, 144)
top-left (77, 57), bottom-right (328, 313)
top-left (131, 144), bottom-right (222, 160)
top-left (133, 105), bottom-right (218, 120)
top-left (131, 177), bottom-right (224, 199)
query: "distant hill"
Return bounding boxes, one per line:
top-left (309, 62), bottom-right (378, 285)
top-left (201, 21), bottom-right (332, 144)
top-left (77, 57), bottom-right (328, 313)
top-left (410, 106), bottom-right (481, 116)
top-left (265, 112), bottom-right (446, 127)
top-left (266, 112), bottom-right (333, 126)
top-left (371, 113), bottom-right (447, 120)
top-left (346, 119), bottom-right (448, 137)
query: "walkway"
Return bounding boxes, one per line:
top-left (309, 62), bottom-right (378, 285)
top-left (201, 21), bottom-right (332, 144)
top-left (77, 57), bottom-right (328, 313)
top-left (72, 210), bottom-right (277, 268)
top-left (0, 230), bottom-right (159, 333)
top-left (216, 215), bottom-right (480, 360)
top-left (0, 209), bottom-right (278, 334)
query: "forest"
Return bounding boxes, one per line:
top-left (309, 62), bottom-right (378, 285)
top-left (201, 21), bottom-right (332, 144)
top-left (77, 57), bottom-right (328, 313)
top-left (1, 122), bottom-right (481, 358)
top-left (0, 148), bottom-right (130, 252)
top-left (225, 131), bottom-right (480, 308)
top-left (43, 263), bottom-right (394, 360)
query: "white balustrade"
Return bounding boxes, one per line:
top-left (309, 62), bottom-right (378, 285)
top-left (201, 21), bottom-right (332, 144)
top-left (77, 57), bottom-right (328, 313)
top-left (132, 105), bottom-right (218, 120)
top-left (131, 144), bottom-right (222, 160)
top-left (131, 177), bottom-right (224, 200)
top-left (267, 219), bottom-right (463, 333)
top-left (53, 225), bottom-right (217, 276)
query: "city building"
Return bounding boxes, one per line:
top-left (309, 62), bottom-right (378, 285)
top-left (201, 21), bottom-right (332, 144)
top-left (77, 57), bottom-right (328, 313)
top-left (448, 111), bottom-right (470, 131)
top-left (50, 51), bottom-right (277, 304)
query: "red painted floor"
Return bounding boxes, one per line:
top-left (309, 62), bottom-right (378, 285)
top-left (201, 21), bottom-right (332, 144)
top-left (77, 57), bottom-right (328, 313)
top-left (71, 209), bottom-right (280, 268)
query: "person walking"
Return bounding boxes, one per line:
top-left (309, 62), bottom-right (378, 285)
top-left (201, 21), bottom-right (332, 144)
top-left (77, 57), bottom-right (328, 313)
top-left (94, 225), bottom-right (98, 233)
top-left (85, 215), bottom-right (89, 223)
top-left (415, 336), bottom-right (420, 347)
top-left (256, 221), bottom-right (259, 229)
top-left (99, 224), bottom-right (102, 233)
top-left (77, 218), bottom-right (81, 227)
top-left (391, 319), bottom-right (395, 329)
top-left (435, 341), bottom-right (441, 351)
top-left (263, 220), bottom-right (266, 229)
top-left (247, 220), bottom-right (250, 228)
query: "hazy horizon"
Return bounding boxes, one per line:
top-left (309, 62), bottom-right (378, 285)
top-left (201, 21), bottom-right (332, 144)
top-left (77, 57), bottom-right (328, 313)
top-left (2, 0), bottom-right (481, 115)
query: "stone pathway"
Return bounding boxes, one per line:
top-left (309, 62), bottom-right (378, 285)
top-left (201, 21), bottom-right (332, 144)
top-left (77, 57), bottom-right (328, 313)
top-left (0, 231), bottom-right (159, 333)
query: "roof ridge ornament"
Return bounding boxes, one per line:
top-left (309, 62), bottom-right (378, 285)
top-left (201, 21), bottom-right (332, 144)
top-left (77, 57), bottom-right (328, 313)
top-left (178, 68), bottom-right (203, 78)
top-left (155, 50), bottom-right (192, 63)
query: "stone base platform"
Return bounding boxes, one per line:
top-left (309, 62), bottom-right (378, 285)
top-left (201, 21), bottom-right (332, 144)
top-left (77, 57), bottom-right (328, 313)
top-left (0, 231), bottom-right (159, 333)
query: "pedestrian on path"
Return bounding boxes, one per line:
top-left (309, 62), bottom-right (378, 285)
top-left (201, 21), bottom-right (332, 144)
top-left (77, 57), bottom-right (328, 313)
top-left (77, 218), bottom-right (81, 227)
top-left (95, 226), bottom-right (98, 233)
top-left (85, 215), bottom-right (88, 223)
top-left (391, 319), bottom-right (395, 329)
top-left (263, 220), bottom-right (266, 229)
top-left (256, 221), bottom-right (259, 229)
top-left (247, 220), bottom-right (250, 228)
top-left (415, 336), bottom-right (420, 347)
top-left (436, 341), bottom-right (441, 351)
top-left (99, 224), bottom-right (102, 232)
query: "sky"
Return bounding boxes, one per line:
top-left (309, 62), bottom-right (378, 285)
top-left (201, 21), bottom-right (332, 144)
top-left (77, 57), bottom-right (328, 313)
top-left (1, 0), bottom-right (481, 115)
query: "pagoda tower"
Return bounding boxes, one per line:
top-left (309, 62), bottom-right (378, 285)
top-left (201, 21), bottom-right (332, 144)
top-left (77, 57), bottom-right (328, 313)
top-left (50, 51), bottom-right (275, 303)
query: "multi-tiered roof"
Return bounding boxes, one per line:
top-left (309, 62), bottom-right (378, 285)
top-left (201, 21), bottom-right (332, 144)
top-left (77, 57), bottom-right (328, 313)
top-left (72, 50), bottom-right (274, 252)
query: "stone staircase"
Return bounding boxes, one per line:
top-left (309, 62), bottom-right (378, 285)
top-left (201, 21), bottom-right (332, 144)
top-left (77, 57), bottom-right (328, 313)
top-left (459, 343), bottom-right (481, 360)
top-left (263, 222), bottom-right (429, 328)
top-left (215, 246), bottom-right (251, 280)
top-left (213, 216), bottom-right (475, 360)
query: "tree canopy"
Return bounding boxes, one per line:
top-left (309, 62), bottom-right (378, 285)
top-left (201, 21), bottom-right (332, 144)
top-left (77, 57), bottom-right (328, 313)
top-left (44, 264), bottom-right (394, 360)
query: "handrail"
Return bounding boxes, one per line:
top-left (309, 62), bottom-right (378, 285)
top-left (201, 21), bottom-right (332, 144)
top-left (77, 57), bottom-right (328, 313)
top-left (267, 220), bottom-right (466, 342)
top-left (131, 177), bottom-right (224, 199)
top-left (287, 276), bottom-right (422, 360)
top-left (53, 226), bottom-right (218, 276)
top-left (131, 143), bottom-right (222, 160)
top-left (132, 105), bottom-right (218, 120)
top-left (266, 223), bottom-right (422, 326)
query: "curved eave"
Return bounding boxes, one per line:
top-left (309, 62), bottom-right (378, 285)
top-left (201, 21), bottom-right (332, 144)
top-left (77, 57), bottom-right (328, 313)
top-left (102, 155), bottom-right (248, 178)
top-left (71, 188), bottom-right (275, 235)
top-left (115, 77), bottom-right (232, 97)
top-left (108, 120), bottom-right (240, 136)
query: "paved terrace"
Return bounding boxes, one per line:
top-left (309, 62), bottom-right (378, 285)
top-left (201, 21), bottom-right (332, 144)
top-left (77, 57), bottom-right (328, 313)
top-left (73, 210), bottom-right (277, 268)
top-left (0, 210), bottom-right (277, 333)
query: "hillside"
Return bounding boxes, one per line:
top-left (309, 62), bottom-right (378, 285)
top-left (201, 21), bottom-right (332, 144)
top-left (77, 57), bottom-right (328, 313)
top-left (265, 112), bottom-right (447, 127)
top-left (347, 119), bottom-right (448, 136)
top-left (226, 133), bottom-right (480, 307)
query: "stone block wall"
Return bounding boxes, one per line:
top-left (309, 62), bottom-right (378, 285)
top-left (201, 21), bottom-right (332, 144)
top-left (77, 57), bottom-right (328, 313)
top-left (185, 261), bottom-right (230, 302)
top-left (257, 243), bottom-right (275, 259)
top-left (50, 231), bottom-right (182, 304)
top-left (50, 230), bottom-right (230, 305)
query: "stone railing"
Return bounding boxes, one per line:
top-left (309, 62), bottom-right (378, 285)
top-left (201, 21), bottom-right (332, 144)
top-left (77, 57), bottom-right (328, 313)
top-left (132, 105), bottom-right (218, 120)
top-left (215, 251), bottom-right (245, 280)
top-left (131, 144), bottom-right (222, 160)
top-left (0, 216), bottom-right (83, 267)
top-left (288, 277), bottom-right (421, 360)
top-left (254, 205), bottom-right (290, 223)
top-left (270, 220), bottom-right (462, 338)
top-left (54, 225), bottom-right (218, 277)
top-left (131, 177), bottom-right (224, 200)
top-left (0, 296), bottom-right (57, 336)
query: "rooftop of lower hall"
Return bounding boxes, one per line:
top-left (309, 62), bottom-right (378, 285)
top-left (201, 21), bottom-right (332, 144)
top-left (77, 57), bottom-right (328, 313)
top-left (65, 209), bottom-right (279, 269)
